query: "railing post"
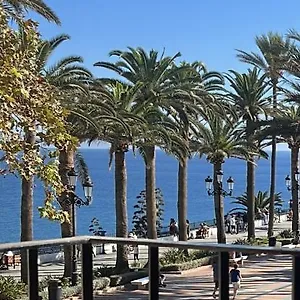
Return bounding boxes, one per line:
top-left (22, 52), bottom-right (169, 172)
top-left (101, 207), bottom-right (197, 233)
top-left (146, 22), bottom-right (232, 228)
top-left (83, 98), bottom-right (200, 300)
top-left (293, 254), bottom-right (300, 300)
top-left (28, 248), bottom-right (39, 300)
top-left (149, 246), bottom-right (159, 300)
top-left (81, 243), bottom-right (93, 300)
top-left (219, 251), bottom-right (229, 300)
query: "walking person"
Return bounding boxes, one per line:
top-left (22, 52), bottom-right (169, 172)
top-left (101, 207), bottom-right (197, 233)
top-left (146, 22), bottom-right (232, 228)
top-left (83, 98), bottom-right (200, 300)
top-left (186, 219), bottom-right (190, 239)
top-left (212, 258), bottom-right (219, 298)
top-left (133, 244), bottom-right (139, 262)
top-left (230, 264), bottom-right (242, 300)
top-left (230, 215), bottom-right (236, 234)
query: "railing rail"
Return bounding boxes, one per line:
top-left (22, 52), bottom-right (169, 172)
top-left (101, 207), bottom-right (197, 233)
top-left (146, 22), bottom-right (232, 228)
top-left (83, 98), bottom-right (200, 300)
top-left (1, 236), bottom-right (300, 300)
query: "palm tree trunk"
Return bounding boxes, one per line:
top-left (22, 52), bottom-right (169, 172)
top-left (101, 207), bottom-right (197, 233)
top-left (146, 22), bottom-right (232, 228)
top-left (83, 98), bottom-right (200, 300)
top-left (291, 146), bottom-right (299, 233)
top-left (213, 162), bottom-right (226, 243)
top-left (20, 130), bottom-right (35, 284)
top-left (247, 158), bottom-right (255, 240)
top-left (268, 83), bottom-right (277, 238)
top-left (177, 156), bottom-right (188, 241)
top-left (58, 147), bottom-right (74, 278)
top-left (115, 150), bottom-right (129, 272)
top-left (144, 146), bottom-right (157, 239)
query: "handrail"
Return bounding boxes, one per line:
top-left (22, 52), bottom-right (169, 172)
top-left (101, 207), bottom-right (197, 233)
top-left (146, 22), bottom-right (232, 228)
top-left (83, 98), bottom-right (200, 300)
top-left (1, 235), bottom-right (300, 255)
top-left (1, 235), bottom-right (300, 300)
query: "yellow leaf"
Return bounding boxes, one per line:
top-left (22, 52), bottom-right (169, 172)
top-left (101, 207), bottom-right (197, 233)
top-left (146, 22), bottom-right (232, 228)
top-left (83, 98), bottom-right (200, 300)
top-left (10, 67), bottom-right (21, 78)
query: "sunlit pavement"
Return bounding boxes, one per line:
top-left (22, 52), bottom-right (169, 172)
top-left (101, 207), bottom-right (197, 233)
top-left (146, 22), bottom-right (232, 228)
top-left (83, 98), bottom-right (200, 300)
top-left (92, 255), bottom-right (292, 300)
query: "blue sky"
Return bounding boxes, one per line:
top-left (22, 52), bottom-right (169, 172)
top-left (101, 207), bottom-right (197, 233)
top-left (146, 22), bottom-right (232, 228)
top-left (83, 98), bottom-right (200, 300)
top-left (33, 0), bottom-right (300, 150)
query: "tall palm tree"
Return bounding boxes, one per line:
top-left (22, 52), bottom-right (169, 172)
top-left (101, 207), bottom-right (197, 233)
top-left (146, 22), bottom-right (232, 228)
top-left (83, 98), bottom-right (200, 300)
top-left (169, 61), bottom-right (224, 241)
top-left (35, 34), bottom-right (93, 278)
top-left (194, 116), bottom-right (253, 243)
top-left (100, 82), bottom-right (146, 272)
top-left (1, 0), bottom-right (60, 24)
top-left (225, 68), bottom-right (271, 239)
top-left (256, 105), bottom-right (300, 233)
top-left (95, 47), bottom-right (190, 239)
top-left (237, 32), bottom-right (291, 237)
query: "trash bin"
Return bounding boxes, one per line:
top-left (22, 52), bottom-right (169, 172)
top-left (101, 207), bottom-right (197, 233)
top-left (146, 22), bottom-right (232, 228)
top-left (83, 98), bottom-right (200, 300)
top-left (48, 279), bottom-right (61, 300)
top-left (269, 236), bottom-right (276, 247)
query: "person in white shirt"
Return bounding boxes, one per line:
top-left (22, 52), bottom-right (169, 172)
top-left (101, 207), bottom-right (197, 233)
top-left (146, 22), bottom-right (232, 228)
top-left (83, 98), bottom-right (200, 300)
top-left (230, 216), bottom-right (236, 234)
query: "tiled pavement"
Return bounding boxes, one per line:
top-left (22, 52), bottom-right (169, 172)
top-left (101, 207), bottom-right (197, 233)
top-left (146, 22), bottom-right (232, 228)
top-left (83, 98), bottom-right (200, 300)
top-left (92, 255), bottom-right (292, 300)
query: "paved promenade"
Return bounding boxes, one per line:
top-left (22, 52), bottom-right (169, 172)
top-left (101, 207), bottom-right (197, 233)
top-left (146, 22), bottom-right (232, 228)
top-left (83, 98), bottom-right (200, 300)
top-left (94, 255), bottom-right (292, 300)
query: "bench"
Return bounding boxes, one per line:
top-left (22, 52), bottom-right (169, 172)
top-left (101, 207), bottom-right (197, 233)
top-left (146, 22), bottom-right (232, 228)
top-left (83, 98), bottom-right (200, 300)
top-left (229, 254), bottom-right (248, 266)
top-left (131, 276), bottom-right (149, 289)
top-left (282, 244), bottom-right (297, 249)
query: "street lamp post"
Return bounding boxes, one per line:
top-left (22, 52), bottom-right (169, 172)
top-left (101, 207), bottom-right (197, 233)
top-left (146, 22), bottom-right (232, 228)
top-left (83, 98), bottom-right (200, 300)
top-left (205, 171), bottom-right (234, 244)
top-left (66, 168), bottom-right (93, 286)
top-left (285, 172), bottom-right (299, 234)
top-left (205, 171), bottom-right (234, 197)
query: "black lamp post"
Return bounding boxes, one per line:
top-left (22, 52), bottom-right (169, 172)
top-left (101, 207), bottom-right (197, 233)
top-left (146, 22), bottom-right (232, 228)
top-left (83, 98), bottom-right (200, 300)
top-left (205, 171), bottom-right (234, 197)
top-left (66, 168), bottom-right (93, 286)
top-left (205, 170), bottom-right (234, 244)
top-left (285, 172), bottom-right (299, 234)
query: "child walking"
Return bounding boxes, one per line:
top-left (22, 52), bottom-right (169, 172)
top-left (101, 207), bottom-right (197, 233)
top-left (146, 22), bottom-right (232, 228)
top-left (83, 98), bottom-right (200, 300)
top-left (230, 264), bottom-right (242, 300)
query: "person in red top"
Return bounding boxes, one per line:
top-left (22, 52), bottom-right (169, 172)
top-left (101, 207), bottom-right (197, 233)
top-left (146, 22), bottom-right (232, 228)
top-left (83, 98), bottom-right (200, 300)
top-left (230, 264), bottom-right (242, 299)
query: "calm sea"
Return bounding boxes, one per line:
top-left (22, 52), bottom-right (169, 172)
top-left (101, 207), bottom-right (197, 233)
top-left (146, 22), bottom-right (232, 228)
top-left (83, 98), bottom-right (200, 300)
top-left (0, 149), bottom-right (292, 242)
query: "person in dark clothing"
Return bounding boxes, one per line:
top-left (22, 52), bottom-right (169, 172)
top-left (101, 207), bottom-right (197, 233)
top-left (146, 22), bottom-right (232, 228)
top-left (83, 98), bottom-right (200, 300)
top-left (212, 258), bottom-right (219, 298)
top-left (230, 264), bottom-right (242, 300)
top-left (242, 213), bottom-right (248, 230)
top-left (159, 273), bottom-right (166, 287)
top-left (169, 218), bottom-right (176, 235)
top-left (186, 219), bottom-right (190, 238)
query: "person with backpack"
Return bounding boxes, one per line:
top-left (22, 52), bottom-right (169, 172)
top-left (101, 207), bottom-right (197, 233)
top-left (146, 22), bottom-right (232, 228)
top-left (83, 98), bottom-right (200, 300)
top-left (230, 263), bottom-right (242, 299)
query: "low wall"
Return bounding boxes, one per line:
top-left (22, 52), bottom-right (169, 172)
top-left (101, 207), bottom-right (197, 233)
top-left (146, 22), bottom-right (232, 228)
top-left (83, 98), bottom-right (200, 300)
top-left (38, 252), bottom-right (64, 265)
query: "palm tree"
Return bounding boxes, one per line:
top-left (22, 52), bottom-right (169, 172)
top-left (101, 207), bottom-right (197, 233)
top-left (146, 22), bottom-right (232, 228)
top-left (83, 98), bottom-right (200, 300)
top-left (230, 191), bottom-right (283, 218)
top-left (194, 116), bottom-right (253, 243)
top-left (169, 61), bottom-right (224, 241)
top-left (237, 32), bottom-right (291, 237)
top-left (1, 0), bottom-right (60, 24)
top-left (225, 68), bottom-right (271, 239)
top-left (101, 82), bottom-right (146, 272)
top-left (95, 47), bottom-right (190, 239)
top-left (34, 34), bottom-right (93, 278)
top-left (255, 105), bottom-right (300, 233)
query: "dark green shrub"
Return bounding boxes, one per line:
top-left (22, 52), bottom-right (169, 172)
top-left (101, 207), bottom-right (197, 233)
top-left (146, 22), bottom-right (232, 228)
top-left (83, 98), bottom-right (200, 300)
top-left (190, 250), bottom-right (215, 260)
top-left (161, 256), bottom-right (212, 272)
top-left (160, 249), bottom-right (189, 265)
top-left (279, 229), bottom-right (294, 238)
top-left (233, 237), bottom-right (268, 246)
top-left (0, 276), bottom-right (26, 300)
top-left (278, 238), bottom-right (292, 246)
top-left (232, 238), bottom-right (253, 245)
top-left (94, 265), bottom-right (115, 278)
top-left (132, 188), bottom-right (164, 237)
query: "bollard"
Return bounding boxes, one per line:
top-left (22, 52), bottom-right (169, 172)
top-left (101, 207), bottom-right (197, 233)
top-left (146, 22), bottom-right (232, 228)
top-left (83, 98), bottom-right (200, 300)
top-left (48, 279), bottom-right (61, 300)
